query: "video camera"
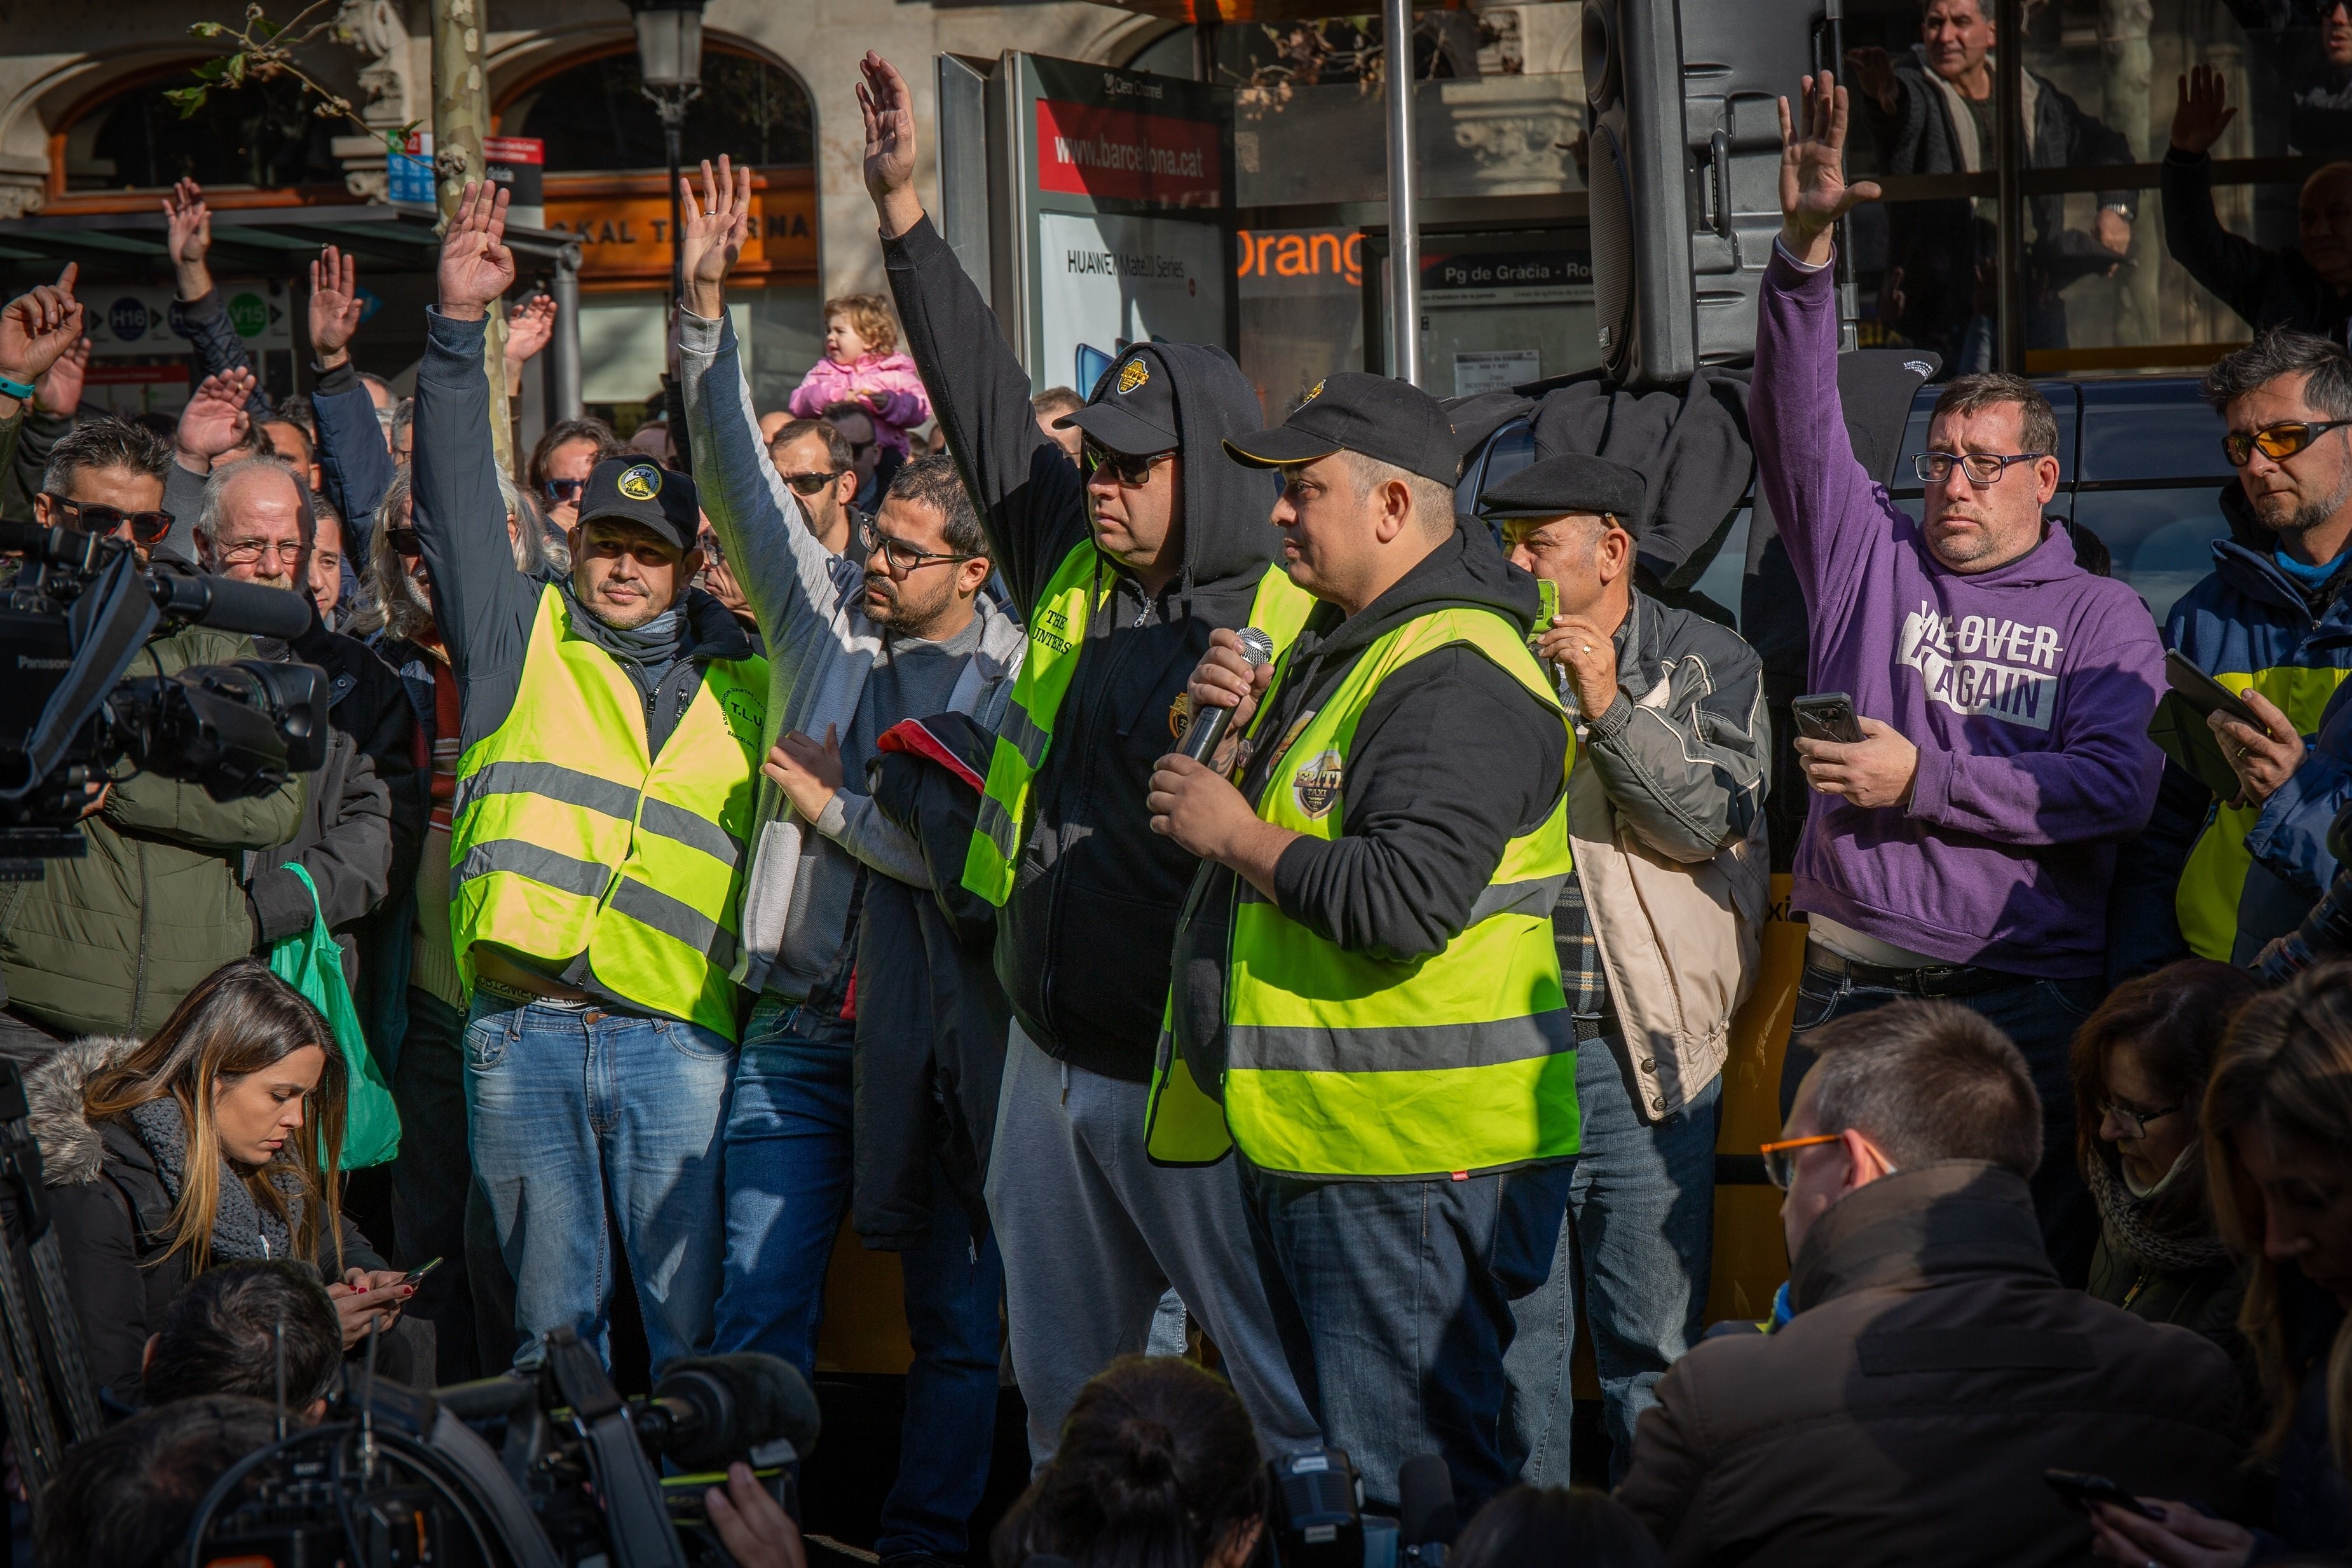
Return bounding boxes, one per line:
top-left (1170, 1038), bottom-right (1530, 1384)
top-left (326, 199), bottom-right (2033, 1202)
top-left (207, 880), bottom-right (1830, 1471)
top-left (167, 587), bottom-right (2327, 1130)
top-left (0, 518), bottom-right (324, 875)
top-left (181, 1328), bottom-right (820, 1567)
top-left (1266, 1447), bottom-right (1457, 1568)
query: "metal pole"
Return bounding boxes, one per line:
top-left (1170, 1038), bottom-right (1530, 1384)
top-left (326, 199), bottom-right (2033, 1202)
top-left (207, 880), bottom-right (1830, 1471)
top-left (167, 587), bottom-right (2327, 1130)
top-left (1994, 0), bottom-right (2025, 372)
top-left (552, 243), bottom-right (584, 419)
top-left (1384, 0), bottom-right (1421, 385)
top-left (664, 106), bottom-right (687, 313)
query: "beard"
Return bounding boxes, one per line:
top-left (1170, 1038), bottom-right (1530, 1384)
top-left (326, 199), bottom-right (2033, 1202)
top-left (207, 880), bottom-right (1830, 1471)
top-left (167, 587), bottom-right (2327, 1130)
top-left (2259, 462), bottom-right (2352, 537)
top-left (863, 571), bottom-right (952, 636)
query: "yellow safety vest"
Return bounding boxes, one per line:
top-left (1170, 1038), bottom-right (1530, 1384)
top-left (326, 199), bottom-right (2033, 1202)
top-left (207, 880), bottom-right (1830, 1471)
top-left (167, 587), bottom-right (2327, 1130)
top-left (449, 584), bottom-right (769, 1041)
top-left (962, 538), bottom-right (1316, 905)
top-left (1146, 604), bottom-right (1580, 1178)
top-left (2177, 665), bottom-right (2348, 960)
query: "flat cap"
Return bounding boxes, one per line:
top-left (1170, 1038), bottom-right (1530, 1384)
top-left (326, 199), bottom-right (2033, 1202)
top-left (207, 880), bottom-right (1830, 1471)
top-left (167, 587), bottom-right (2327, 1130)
top-left (1478, 453), bottom-right (1647, 530)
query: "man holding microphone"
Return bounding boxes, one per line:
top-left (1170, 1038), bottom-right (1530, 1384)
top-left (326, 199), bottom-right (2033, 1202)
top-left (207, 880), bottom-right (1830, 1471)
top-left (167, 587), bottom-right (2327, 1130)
top-left (1146, 372), bottom-right (1577, 1510)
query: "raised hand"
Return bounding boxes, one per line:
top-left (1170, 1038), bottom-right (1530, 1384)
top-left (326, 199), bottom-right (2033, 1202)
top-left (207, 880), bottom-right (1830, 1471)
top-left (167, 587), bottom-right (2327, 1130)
top-left (1842, 46), bottom-right (1901, 114)
top-left (309, 245), bottom-right (366, 369)
top-left (680, 156), bottom-right (755, 322)
top-left (1778, 71), bottom-right (1881, 268)
top-left (162, 178), bottom-right (214, 301)
top-left (177, 367), bottom-right (256, 470)
top-left (504, 292), bottom-right (557, 365)
top-left (0, 265), bottom-right (86, 412)
top-left (36, 336), bottom-right (90, 417)
top-left (857, 52), bottom-right (925, 238)
top-left (2171, 64), bottom-right (2237, 157)
top-left (437, 181), bottom-right (516, 323)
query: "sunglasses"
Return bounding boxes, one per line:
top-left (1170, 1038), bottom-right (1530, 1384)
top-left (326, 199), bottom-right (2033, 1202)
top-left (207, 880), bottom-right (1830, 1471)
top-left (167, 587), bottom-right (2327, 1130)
top-left (542, 477), bottom-right (587, 503)
top-left (780, 468), bottom-right (847, 496)
top-left (2222, 419), bottom-right (2352, 468)
top-left (42, 493), bottom-right (174, 545)
top-left (1758, 1134), bottom-right (1842, 1190)
top-left (1083, 440), bottom-right (1170, 488)
top-left (385, 527), bottom-right (425, 560)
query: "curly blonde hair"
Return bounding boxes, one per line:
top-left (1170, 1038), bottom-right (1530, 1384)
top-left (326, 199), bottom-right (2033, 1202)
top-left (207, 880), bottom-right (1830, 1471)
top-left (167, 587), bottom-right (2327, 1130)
top-left (824, 293), bottom-right (899, 357)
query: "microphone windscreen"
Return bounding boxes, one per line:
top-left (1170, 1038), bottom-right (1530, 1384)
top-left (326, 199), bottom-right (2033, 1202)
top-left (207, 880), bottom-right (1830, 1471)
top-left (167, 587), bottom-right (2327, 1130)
top-left (1397, 1454), bottom-right (1458, 1546)
top-left (653, 1353), bottom-right (822, 1469)
top-left (188, 576), bottom-right (313, 639)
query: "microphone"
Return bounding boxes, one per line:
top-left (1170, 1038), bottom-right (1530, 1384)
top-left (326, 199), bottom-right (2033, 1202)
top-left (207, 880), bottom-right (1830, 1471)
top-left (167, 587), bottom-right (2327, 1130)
top-left (1397, 1453), bottom-right (1458, 1568)
top-left (1181, 626), bottom-right (1275, 764)
top-left (639, 1352), bottom-right (823, 1471)
top-left (149, 573), bottom-right (314, 640)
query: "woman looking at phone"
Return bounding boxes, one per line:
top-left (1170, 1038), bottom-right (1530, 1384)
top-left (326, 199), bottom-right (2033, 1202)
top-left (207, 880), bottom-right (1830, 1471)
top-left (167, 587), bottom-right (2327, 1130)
top-left (33, 958), bottom-right (418, 1405)
top-left (2090, 963), bottom-right (2352, 1564)
top-left (2071, 960), bottom-right (2259, 1353)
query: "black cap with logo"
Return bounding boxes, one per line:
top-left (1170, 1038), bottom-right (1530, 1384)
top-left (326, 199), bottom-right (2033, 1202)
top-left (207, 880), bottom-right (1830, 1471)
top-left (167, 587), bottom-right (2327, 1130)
top-left (1222, 371), bottom-right (1462, 487)
top-left (578, 457), bottom-right (701, 552)
top-left (1479, 453), bottom-right (1648, 532)
top-left (1058, 346), bottom-right (1180, 456)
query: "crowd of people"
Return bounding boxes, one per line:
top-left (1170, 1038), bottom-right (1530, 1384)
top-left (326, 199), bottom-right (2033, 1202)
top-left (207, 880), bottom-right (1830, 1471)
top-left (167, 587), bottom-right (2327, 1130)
top-left (21, 32), bottom-right (2352, 1568)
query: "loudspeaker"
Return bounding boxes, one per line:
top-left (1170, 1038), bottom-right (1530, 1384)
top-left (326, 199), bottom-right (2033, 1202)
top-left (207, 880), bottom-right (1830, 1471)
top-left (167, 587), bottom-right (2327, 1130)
top-left (1584, 0), bottom-right (1827, 388)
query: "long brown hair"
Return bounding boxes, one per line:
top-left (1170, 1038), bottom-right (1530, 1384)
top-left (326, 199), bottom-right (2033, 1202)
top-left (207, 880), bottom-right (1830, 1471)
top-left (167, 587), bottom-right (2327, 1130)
top-left (2071, 958), bottom-right (2260, 1232)
top-left (2205, 962), bottom-right (2352, 1473)
top-left (83, 959), bottom-right (347, 1275)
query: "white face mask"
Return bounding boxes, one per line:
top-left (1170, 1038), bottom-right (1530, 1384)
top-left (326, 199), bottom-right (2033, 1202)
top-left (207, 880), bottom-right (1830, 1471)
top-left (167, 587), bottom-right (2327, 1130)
top-left (2122, 1140), bottom-right (2200, 1201)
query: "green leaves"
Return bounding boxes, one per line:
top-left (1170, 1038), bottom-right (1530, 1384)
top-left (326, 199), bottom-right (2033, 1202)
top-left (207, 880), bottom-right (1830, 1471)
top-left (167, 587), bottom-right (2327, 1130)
top-left (163, 86), bottom-right (211, 120)
top-left (178, 3), bottom-right (379, 144)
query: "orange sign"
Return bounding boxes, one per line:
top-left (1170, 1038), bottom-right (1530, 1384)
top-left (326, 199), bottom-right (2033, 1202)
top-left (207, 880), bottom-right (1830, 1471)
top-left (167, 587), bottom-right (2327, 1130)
top-left (542, 171), bottom-right (818, 285)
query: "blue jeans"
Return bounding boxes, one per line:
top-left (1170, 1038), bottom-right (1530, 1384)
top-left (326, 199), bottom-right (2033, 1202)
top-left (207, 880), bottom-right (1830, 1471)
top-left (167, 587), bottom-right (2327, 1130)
top-left (1778, 962), bottom-right (2102, 1285)
top-left (715, 994), bottom-right (1004, 1562)
top-left (463, 988), bottom-right (734, 1371)
top-left (1241, 1157), bottom-right (1575, 1514)
top-left (1503, 1033), bottom-right (1720, 1486)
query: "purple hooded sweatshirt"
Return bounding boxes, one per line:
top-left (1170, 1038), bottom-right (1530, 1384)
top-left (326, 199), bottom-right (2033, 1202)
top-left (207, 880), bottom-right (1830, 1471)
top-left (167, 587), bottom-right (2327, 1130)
top-left (1753, 247), bottom-right (2164, 978)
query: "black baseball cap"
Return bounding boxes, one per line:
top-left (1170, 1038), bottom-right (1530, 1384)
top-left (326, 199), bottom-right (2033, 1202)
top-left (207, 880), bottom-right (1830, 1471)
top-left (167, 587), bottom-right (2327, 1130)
top-left (1058, 346), bottom-right (1179, 456)
top-left (577, 456), bottom-right (700, 552)
top-left (1479, 453), bottom-right (1648, 532)
top-left (1223, 372), bottom-right (1462, 487)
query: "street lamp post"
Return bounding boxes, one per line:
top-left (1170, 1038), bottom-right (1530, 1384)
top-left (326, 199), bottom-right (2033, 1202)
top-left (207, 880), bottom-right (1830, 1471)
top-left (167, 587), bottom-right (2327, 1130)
top-left (631, 0), bottom-right (708, 313)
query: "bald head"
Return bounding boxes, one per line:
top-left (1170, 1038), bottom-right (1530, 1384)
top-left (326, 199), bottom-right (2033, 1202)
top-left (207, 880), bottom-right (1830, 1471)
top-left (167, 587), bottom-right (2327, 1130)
top-left (197, 458), bottom-right (313, 593)
top-left (2303, 162), bottom-right (2352, 292)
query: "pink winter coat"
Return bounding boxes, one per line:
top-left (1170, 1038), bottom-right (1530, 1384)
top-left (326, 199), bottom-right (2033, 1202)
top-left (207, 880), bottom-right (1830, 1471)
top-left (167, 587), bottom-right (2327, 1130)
top-left (787, 353), bottom-right (932, 456)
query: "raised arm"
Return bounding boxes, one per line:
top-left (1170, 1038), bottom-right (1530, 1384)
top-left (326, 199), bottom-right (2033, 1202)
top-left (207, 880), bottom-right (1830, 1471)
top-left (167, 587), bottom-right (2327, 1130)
top-left (678, 156), bottom-right (862, 671)
top-left (860, 51), bottom-right (1087, 615)
top-left (2162, 67), bottom-right (2272, 331)
top-left (1753, 73), bottom-right (1891, 620)
top-left (165, 180), bottom-right (271, 418)
top-left (307, 245), bottom-right (395, 568)
top-left (413, 181), bottom-right (540, 688)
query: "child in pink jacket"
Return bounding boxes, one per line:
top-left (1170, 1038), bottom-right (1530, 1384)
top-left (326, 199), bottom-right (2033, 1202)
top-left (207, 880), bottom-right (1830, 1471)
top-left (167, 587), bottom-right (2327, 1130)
top-left (786, 293), bottom-right (931, 458)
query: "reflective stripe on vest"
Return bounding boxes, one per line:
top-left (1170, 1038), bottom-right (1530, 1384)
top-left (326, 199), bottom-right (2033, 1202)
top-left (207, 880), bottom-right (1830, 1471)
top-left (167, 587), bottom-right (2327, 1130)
top-left (1207, 606), bottom-right (1578, 1179)
top-left (961, 541), bottom-right (1318, 906)
top-left (449, 585), bottom-right (768, 1041)
top-left (2177, 664), bottom-right (2348, 961)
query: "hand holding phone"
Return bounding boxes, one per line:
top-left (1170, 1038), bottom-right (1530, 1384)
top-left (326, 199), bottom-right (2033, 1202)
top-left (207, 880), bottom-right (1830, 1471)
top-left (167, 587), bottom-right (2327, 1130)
top-left (2044, 1469), bottom-right (2160, 1520)
top-left (399, 1256), bottom-right (443, 1288)
top-left (1793, 692), bottom-right (1866, 746)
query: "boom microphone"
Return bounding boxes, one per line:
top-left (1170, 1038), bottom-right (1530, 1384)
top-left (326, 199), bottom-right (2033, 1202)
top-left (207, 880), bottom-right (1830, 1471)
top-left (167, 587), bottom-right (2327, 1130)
top-left (1181, 626), bottom-right (1275, 764)
top-left (638, 1352), bottom-right (823, 1471)
top-left (149, 573), bottom-right (314, 640)
top-left (1397, 1452), bottom-right (1458, 1567)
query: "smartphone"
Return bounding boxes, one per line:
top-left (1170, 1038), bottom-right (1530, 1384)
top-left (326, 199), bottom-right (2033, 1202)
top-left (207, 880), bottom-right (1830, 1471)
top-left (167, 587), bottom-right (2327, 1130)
top-left (2043, 1469), bottom-right (2161, 1520)
top-left (399, 1257), bottom-right (443, 1288)
top-left (1792, 691), bottom-right (1866, 746)
top-left (2163, 650), bottom-right (2266, 731)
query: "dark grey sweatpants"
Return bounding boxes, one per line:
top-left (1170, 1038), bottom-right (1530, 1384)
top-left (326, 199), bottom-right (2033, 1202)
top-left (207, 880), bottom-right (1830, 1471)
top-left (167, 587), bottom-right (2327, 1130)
top-left (987, 1022), bottom-right (1321, 1465)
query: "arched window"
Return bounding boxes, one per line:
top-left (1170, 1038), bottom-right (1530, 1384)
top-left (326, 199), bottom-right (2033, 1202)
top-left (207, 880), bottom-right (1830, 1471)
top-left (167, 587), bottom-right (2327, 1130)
top-left (58, 71), bottom-right (342, 193)
top-left (502, 46), bottom-right (814, 174)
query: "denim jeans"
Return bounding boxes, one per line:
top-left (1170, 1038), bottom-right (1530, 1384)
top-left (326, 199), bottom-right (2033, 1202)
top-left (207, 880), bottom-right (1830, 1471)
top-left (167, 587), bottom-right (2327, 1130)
top-left (715, 994), bottom-right (1003, 1562)
top-left (1241, 1157), bottom-right (1575, 1513)
top-left (463, 988), bottom-right (734, 1370)
top-left (1777, 960), bottom-right (2103, 1285)
top-left (1505, 1034), bottom-right (1720, 1486)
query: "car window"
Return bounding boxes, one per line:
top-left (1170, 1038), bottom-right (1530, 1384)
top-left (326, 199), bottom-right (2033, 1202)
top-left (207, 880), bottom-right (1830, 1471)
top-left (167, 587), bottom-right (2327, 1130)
top-left (2071, 486), bottom-right (2227, 630)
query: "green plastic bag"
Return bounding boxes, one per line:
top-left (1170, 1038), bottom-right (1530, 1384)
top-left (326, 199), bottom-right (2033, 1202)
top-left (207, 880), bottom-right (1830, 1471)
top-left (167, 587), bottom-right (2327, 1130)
top-left (266, 862), bottom-right (400, 1169)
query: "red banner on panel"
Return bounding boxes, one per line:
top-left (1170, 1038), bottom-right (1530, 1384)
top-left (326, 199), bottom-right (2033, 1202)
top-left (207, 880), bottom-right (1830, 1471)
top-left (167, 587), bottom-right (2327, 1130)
top-left (1035, 99), bottom-right (1222, 207)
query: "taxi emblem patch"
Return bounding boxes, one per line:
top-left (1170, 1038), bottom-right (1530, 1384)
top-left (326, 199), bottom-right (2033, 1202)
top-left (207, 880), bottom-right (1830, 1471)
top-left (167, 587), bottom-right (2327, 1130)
top-left (1118, 359), bottom-right (1151, 394)
top-left (1169, 692), bottom-right (1192, 739)
top-left (1293, 749), bottom-right (1343, 819)
top-left (619, 463), bottom-right (663, 501)
top-left (1299, 378), bottom-right (1325, 405)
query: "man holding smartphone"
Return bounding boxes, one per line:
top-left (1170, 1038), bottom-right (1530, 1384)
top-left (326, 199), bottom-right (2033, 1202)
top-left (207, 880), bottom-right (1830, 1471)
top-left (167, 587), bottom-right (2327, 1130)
top-left (1760, 73), bottom-right (2166, 1285)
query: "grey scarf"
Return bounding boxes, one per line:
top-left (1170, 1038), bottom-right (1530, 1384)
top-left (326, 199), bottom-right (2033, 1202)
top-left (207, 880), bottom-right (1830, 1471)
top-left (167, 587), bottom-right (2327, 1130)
top-left (127, 1097), bottom-right (302, 1264)
top-left (2086, 1149), bottom-right (2233, 1274)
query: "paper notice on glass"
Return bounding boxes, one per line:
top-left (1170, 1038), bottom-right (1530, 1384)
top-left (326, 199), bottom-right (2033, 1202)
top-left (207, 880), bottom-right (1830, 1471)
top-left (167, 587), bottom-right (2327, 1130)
top-left (1452, 350), bottom-right (1541, 397)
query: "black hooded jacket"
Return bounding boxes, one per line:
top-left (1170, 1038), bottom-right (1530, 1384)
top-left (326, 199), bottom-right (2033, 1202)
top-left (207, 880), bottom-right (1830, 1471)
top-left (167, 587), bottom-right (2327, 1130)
top-left (885, 215), bottom-right (1288, 1080)
top-left (1169, 519), bottom-right (1569, 1089)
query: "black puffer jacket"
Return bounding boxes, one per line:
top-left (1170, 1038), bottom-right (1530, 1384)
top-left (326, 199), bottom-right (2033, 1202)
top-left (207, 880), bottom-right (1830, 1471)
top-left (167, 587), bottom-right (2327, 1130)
top-left (30, 1035), bottom-right (393, 1407)
top-left (852, 713), bottom-right (1009, 1250)
top-left (886, 216), bottom-right (1285, 1081)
